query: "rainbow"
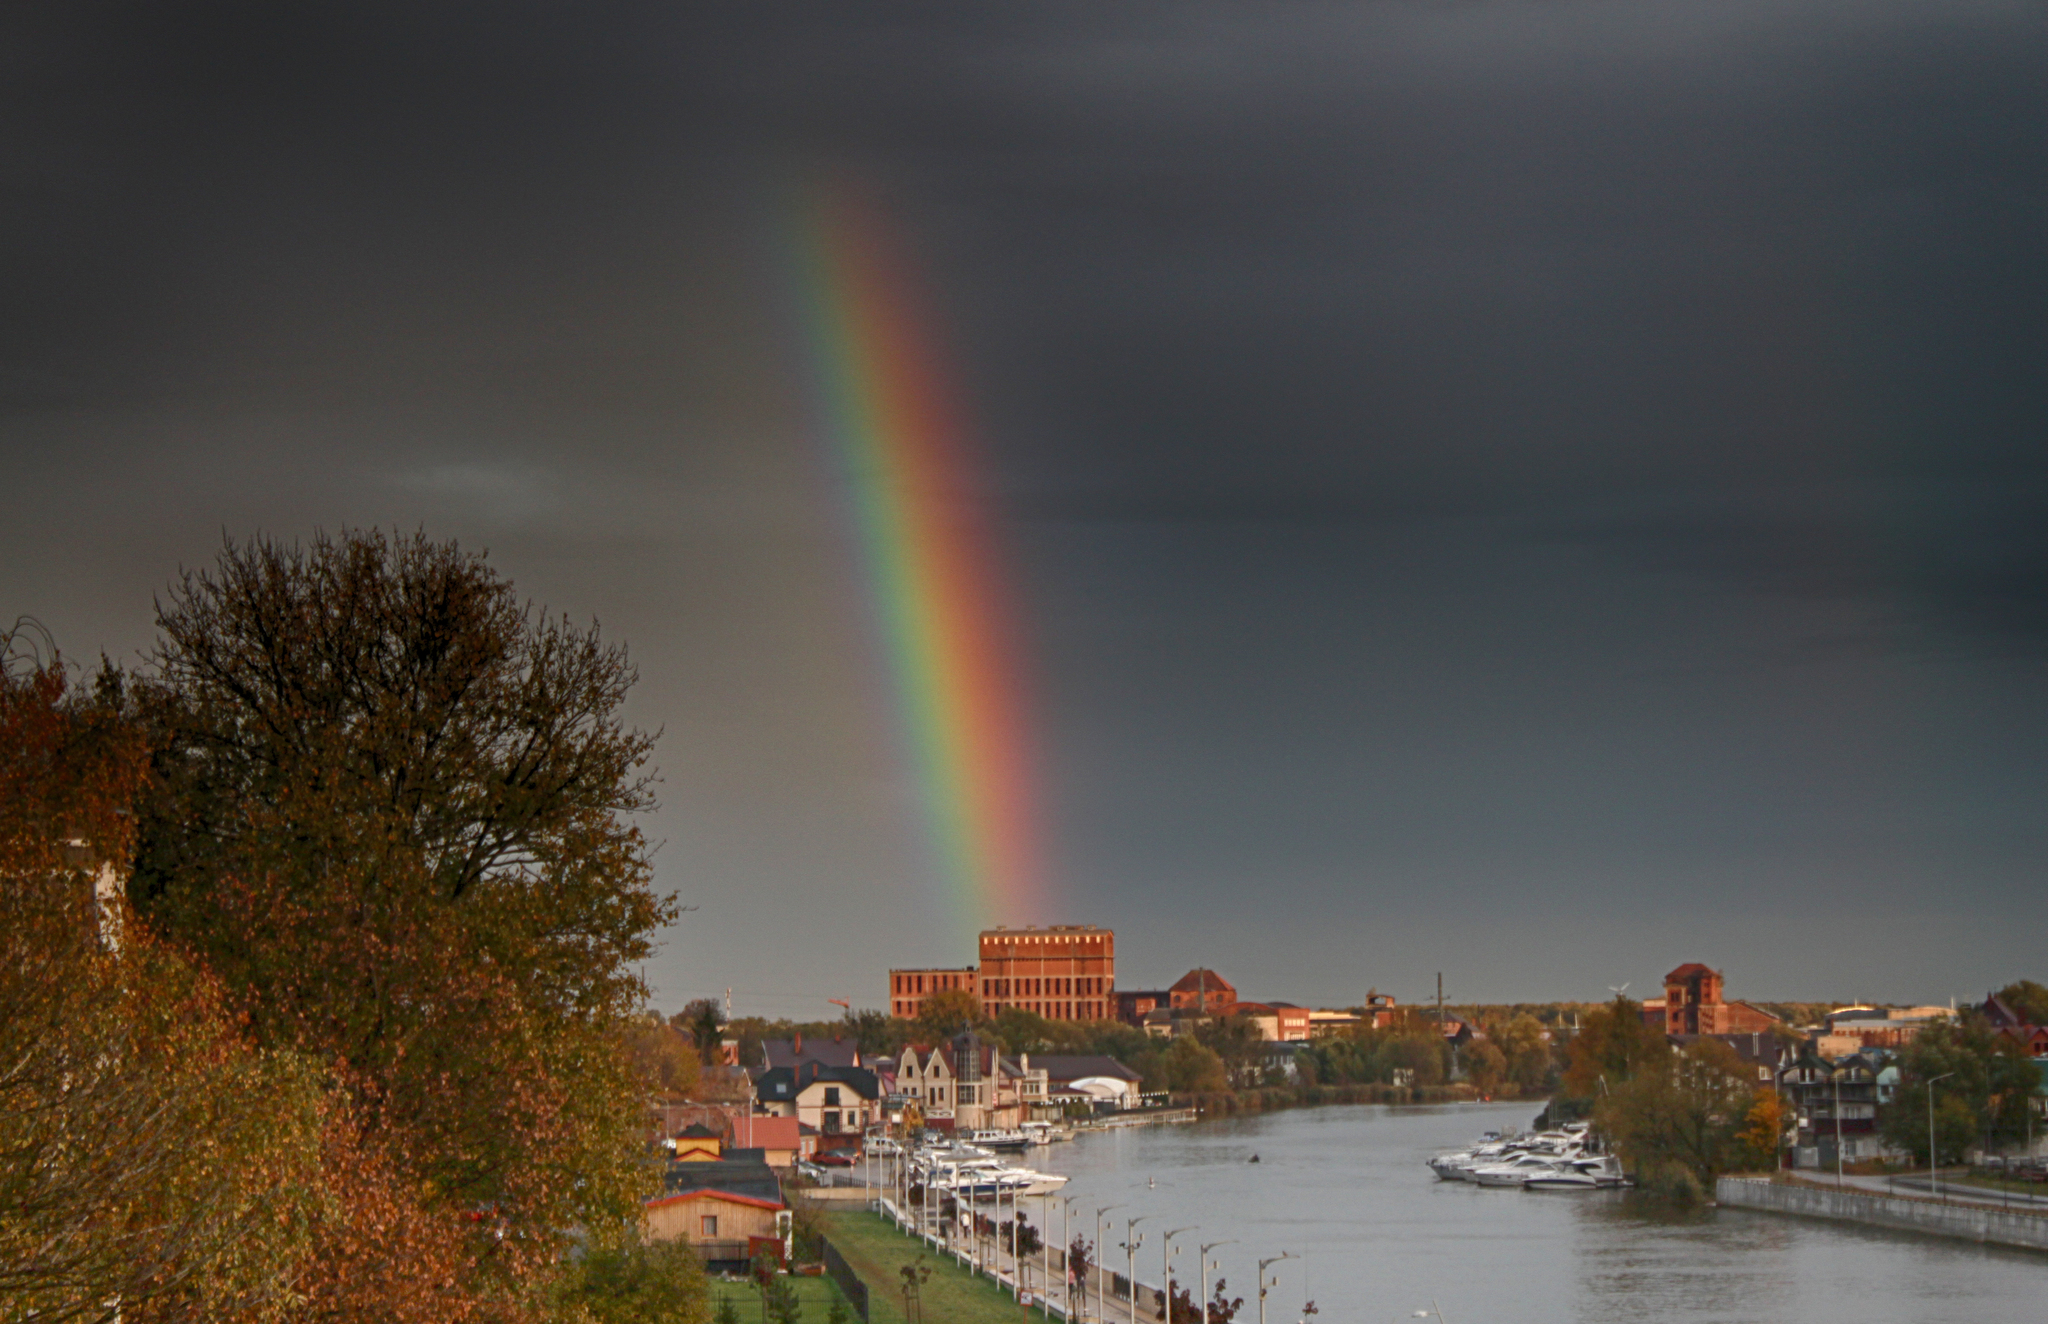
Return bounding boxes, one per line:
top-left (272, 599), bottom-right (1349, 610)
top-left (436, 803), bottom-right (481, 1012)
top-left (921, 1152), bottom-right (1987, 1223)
top-left (785, 183), bottom-right (1044, 939)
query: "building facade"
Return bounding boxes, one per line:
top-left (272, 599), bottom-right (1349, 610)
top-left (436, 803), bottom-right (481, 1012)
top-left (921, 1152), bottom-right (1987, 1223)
top-left (978, 925), bottom-right (1115, 1021)
top-left (889, 925), bottom-right (1116, 1023)
top-left (1645, 963), bottom-right (1781, 1035)
top-left (894, 1032), bottom-right (1048, 1131)
top-left (888, 966), bottom-right (979, 1020)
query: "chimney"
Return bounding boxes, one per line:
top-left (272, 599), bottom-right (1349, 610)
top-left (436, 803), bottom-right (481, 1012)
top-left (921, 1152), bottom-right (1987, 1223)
top-left (793, 1031), bottom-right (802, 1055)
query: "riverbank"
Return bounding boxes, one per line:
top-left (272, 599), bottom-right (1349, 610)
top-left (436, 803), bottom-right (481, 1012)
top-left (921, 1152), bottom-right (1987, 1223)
top-left (1179, 1080), bottom-right (1486, 1117)
top-left (1716, 1175), bottom-right (2048, 1253)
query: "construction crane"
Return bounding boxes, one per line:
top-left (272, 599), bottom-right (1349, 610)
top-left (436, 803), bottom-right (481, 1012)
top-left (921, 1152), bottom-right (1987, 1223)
top-left (828, 998), bottom-right (851, 1014)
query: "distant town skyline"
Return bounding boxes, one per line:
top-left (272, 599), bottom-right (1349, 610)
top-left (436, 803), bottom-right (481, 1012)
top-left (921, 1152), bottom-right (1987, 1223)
top-left (6, 1), bottom-right (2045, 1011)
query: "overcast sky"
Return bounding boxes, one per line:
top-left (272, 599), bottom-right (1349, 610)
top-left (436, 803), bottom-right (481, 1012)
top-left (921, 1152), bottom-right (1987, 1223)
top-left (6, 0), bottom-right (2045, 1013)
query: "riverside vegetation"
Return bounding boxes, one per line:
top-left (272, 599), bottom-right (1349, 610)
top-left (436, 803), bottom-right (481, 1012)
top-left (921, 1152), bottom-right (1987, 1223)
top-left (2, 531), bottom-right (708, 1324)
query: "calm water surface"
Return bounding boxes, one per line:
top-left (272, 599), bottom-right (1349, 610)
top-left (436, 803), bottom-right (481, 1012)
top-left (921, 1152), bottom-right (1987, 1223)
top-left (1023, 1103), bottom-right (2045, 1324)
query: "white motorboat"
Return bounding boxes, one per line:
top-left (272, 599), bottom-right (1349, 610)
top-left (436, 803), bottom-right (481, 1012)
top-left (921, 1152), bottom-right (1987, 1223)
top-left (1470, 1153), bottom-right (1569, 1188)
top-left (943, 1167), bottom-right (1069, 1199)
top-left (1524, 1155), bottom-right (1625, 1191)
top-left (970, 1128), bottom-right (1031, 1151)
top-left (1428, 1139), bottom-right (1513, 1181)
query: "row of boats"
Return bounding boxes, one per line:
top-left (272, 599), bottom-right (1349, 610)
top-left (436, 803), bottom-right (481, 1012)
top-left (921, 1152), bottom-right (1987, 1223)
top-left (1427, 1125), bottom-right (1631, 1190)
top-left (897, 1127), bottom-right (1073, 1200)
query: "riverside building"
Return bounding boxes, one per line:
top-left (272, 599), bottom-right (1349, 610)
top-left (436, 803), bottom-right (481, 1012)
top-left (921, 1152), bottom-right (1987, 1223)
top-left (888, 924), bottom-right (1115, 1022)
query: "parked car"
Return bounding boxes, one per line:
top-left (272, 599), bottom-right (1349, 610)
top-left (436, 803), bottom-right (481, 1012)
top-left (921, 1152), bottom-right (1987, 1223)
top-left (813, 1151), bottom-right (855, 1167)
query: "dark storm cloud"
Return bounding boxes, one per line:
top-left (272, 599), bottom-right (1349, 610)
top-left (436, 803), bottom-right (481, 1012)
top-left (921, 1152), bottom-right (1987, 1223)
top-left (5, 0), bottom-right (2047, 1003)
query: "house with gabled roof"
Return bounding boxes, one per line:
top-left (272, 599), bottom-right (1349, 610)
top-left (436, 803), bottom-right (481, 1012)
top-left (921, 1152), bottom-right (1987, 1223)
top-left (895, 1030), bottom-right (1047, 1131)
top-left (645, 1156), bottom-right (787, 1271)
top-left (753, 1061), bottom-right (881, 1143)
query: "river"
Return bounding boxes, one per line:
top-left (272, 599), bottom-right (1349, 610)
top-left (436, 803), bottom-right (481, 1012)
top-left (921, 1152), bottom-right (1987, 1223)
top-left (1016, 1102), bottom-right (2046, 1324)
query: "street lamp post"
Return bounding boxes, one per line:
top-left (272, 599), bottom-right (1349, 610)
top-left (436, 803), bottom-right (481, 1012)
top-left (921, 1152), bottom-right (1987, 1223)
top-left (1834, 1068), bottom-right (1844, 1183)
top-left (1124, 1216), bottom-right (1149, 1324)
top-left (1164, 1227), bottom-right (1197, 1324)
top-left (1199, 1240), bottom-right (1236, 1324)
top-left (1256, 1253), bottom-right (1296, 1324)
top-left (1096, 1205), bottom-right (1124, 1324)
top-left (1928, 1071), bottom-right (1956, 1201)
top-left (1061, 1196), bottom-right (1081, 1321)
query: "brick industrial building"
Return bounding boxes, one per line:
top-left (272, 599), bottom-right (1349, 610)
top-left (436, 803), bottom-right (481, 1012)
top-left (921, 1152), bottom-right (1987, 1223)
top-left (1641, 963), bottom-right (1780, 1035)
top-left (889, 924), bottom-right (1115, 1022)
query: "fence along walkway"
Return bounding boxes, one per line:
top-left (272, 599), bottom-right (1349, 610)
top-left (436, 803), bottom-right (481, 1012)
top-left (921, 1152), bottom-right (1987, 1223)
top-left (874, 1196), bottom-right (1170, 1321)
top-left (820, 1237), bottom-right (869, 1322)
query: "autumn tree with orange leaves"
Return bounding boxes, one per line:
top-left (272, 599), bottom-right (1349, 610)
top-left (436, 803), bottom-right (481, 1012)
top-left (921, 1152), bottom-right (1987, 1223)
top-left (121, 531), bottom-right (684, 1318)
top-left (1, 623), bottom-right (329, 1324)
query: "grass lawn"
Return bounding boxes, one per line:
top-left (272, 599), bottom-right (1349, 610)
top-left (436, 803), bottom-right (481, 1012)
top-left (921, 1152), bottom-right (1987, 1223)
top-left (820, 1208), bottom-right (1048, 1324)
top-left (710, 1273), bottom-right (858, 1321)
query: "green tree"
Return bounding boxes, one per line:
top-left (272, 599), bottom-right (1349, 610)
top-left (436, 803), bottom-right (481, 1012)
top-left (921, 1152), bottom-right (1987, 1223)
top-left (1378, 1034), bottom-right (1448, 1087)
top-left (554, 1232), bottom-right (711, 1324)
top-left (1464, 1040), bottom-right (1507, 1094)
top-left (1193, 1014), bottom-right (1266, 1087)
top-left (1598, 1037), bottom-right (1757, 1185)
top-left (1883, 1017), bottom-right (2042, 1161)
top-left (1562, 995), bottom-right (1666, 1102)
top-left (1995, 980), bottom-right (2048, 1026)
top-left (677, 998), bottom-right (729, 1066)
top-left (127, 530), bottom-right (676, 1306)
top-left (628, 1012), bottom-right (703, 1096)
top-left (1494, 1014), bottom-right (1553, 1092)
top-left (1145, 1036), bottom-right (1229, 1094)
top-left (913, 988), bottom-right (984, 1043)
top-left (992, 1006), bottom-right (1057, 1055)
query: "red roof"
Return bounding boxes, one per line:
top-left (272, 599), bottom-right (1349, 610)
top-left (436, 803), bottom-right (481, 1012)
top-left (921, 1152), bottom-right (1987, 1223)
top-left (1666, 963), bottom-right (1717, 980)
top-left (729, 1114), bottom-right (801, 1149)
top-left (647, 1188), bottom-right (785, 1212)
top-left (1170, 968), bottom-right (1234, 994)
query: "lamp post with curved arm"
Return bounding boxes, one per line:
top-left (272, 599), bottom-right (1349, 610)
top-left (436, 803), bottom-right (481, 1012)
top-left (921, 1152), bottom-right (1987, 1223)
top-left (1163, 1227), bottom-right (1197, 1324)
top-left (1199, 1239), bottom-right (1236, 1324)
top-left (1059, 1195), bottom-right (1081, 1321)
top-left (1123, 1216), bottom-right (1149, 1324)
top-left (1095, 1205), bottom-right (1123, 1324)
top-left (1928, 1071), bottom-right (1956, 1200)
top-left (1257, 1253), bottom-right (1296, 1324)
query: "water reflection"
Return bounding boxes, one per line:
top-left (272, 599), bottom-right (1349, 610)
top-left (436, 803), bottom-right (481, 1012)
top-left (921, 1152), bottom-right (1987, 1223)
top-left (1027, 1102), bottom-right (2046, 1324)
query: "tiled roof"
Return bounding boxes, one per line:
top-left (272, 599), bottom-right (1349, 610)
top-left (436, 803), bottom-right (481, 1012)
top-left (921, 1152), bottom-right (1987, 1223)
top-left (764, 1037), bottom-right (862, 1070)
top-left (657, 1157), bottom-right (783, 1207)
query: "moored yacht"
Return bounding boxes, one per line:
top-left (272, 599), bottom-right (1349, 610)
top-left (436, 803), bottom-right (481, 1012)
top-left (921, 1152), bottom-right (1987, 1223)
top-left (1470, 1152), bottom-right (1572, 1188)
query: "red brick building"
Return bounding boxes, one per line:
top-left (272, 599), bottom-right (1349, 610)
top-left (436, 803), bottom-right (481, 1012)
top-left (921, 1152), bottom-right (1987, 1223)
top-left (887, 966), bottom-right (979, 1020)
top-left (1645, 963), bottom-right (1779, 1035)
top-left (1169, 968), bottom-right (1236, 1015)
top-left (978, 925), bottom-right (1115, 1021)
top-left (889, 925), bottom-right (1116, 1023)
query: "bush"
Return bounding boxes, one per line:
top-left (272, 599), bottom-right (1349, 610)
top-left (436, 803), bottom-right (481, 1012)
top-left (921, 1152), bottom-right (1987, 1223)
top-left (554, 1234), bottom-right (712, 1324)
top-left (1636, 1163), bottom-right (1705, 1209)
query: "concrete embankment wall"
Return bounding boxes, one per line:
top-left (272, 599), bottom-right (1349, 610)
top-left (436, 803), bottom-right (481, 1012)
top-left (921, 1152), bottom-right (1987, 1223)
top-left (1716, 1177), bottom-right (2048, 1252)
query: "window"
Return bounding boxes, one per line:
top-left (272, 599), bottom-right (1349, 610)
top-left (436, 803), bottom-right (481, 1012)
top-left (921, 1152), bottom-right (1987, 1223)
top-left (701, 1215), bottom-right (719, 1238)
top-left (824, 1086), bottom-right (841, 1106)
top-left (824, 1109), bottom-right (841, 1133)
